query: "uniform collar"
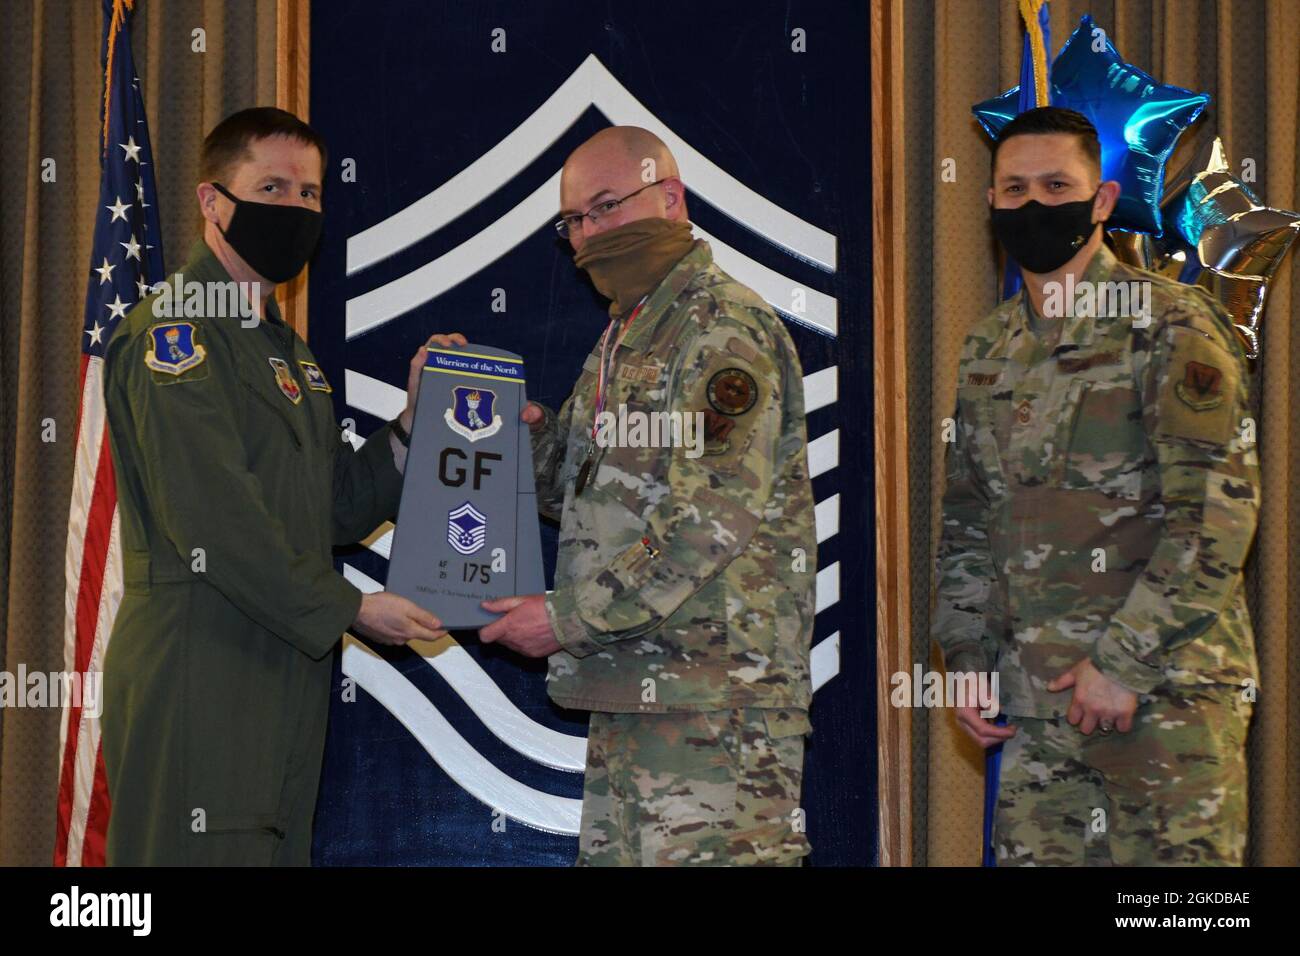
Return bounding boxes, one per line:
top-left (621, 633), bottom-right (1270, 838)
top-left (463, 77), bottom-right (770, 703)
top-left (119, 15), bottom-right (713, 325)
top-left (616, 238), bottom-right (713, 352)
top-left (987, 242), bottom-right (1118, 361)
top-left (180, 238), bottom-right (287, 328)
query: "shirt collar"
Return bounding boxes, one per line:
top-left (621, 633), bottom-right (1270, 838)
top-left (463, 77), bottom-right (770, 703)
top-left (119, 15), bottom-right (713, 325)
top-left (986, 242), bottom-right (1119, 361)
top-left (178, 238), bottom-right (286, 328)
top-left (616, 238), bottom-right (713, 352)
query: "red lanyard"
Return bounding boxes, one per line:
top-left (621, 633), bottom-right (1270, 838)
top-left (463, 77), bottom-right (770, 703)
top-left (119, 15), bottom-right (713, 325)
top-left (574, 296), bottom-right (648, 497)
top-left (589, 297), bottom-right (647, 443)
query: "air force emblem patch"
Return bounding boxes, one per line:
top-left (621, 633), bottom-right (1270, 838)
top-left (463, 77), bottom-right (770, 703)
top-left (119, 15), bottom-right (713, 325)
top-left (145, 322), bottom-right (206, 375)
top-left (268, 357), bottom-right (303, 404)
top-left (445, 386), bottom-right (502, 441)
top-left (298, 360), bottom-right (332, 392)
top-left (447, 502), bottom-right (488, 555)
top-left (1175, 360), bottom-right (1224, 411)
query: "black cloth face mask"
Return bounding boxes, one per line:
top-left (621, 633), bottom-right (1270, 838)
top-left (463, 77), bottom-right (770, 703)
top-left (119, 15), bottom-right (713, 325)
top-left (212, 182), bottom-right (323, 284)
top-left (990, 188), bottom-right (1100, 274)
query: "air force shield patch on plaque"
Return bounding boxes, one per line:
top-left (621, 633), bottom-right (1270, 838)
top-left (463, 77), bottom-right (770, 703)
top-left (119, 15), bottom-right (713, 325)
top-left (445, 386), bottom-right (502, 441)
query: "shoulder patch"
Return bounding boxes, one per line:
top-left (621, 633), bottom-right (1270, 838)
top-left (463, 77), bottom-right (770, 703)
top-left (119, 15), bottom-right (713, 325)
top-left (1154, 327), bottom-right (1240, 445)
top-left (144, 322), bottom-right (207, 377)
top-left (1175, 360), bottom-right (1224, 410)
top-left (706, 367), bottom-right (759, 416)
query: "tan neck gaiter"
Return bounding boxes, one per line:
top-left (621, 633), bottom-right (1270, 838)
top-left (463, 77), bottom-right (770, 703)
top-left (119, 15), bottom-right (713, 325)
top-left (572, 217), bottom-right (695, 317)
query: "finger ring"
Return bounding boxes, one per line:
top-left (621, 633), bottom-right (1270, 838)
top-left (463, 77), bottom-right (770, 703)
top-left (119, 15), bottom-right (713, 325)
top-left (1099, 721), bottom-right (1113, 734)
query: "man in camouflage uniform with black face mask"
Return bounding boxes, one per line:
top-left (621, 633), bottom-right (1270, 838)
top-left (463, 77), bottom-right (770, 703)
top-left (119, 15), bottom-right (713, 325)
top-left (436, 126), bottom-right (817, 866)
top-left (933, 107), bottom-right (1259, 866)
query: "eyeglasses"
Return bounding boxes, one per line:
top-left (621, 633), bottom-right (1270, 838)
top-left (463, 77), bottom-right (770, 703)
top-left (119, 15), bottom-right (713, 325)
top-left (554, 179), bottom-right (667, 237)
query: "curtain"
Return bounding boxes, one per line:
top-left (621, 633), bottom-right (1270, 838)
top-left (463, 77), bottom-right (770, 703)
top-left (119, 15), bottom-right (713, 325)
top-left (0, 0), bottom-right (279, 867)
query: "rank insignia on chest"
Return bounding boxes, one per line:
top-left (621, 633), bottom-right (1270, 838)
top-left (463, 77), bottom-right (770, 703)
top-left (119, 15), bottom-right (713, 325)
top-left (1175, 360), bottom-right (1224, 410)
top-left (706, 367), bottom-right (759, 416)
top-left (267, 357), bottom-right (303, 404)
top-left (447, 501), bottom-right (487, 555)
top-left (144, 322), bottom-right (206, 375)
top-left (444, 386), bottom-right (503, 441)
top-left (297, 360), bottom-right (332, 392)
top-left (1015, 398), bottom-right (1033, 425)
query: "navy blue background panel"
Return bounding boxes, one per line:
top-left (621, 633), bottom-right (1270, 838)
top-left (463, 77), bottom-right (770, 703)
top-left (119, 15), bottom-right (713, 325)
top-left (308, 0), bottom-right (874, 866)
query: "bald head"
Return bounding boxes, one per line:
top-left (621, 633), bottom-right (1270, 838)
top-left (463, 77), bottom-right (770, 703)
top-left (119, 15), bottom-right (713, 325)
top-left (559, 126), bottom-right (688, 251)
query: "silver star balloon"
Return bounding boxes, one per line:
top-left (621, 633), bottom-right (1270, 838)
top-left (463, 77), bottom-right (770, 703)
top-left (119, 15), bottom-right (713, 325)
top-left (1158, 136), bottom-right (1300, 357)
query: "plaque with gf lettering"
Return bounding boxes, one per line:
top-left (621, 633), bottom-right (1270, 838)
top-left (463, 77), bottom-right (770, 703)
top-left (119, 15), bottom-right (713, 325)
top-left (386, 343), bottom-right (546, 628)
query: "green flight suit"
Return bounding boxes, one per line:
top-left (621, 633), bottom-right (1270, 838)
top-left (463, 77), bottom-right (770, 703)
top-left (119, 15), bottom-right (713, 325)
top-left (101, 239), bottom-right (404, 865)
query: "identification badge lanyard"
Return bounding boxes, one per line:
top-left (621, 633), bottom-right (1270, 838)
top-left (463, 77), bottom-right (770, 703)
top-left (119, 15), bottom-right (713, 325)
top-left (575, 296), bottom-right (648, 495)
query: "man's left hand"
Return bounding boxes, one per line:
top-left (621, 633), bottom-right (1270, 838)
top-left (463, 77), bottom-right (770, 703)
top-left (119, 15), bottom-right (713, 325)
top-left (1048, 659), bottom-right (1139, 735)
top-left (479, 594), bottom-right (562, 657)
top-left (401, 334), bottom-right (462, 433)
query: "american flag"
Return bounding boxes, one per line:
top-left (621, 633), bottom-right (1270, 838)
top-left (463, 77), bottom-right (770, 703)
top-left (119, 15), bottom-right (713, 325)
top-left (54, 0), bottom-right (165, 867)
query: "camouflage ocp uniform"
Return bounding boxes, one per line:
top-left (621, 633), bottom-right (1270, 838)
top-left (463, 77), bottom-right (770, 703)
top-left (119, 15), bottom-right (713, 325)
top-left (531, 238), bottom-right (817, 866)
top-left (933, 243), bottom-right (1260, 865)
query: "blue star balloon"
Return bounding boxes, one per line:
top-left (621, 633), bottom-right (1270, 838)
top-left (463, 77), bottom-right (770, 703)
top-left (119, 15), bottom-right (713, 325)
top-left (973, 14), bottom-right (1210, 235)
top-left (972, 86), bottom-right (1024, 141)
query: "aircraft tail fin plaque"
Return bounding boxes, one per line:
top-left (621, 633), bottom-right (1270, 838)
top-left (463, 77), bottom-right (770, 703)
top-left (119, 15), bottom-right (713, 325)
top-left (387, 343), bottom-right (547, 628)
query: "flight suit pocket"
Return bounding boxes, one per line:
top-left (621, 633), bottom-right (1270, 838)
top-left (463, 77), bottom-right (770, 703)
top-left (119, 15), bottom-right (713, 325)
top-left (1058, 380), bottom-right (1145, 500)
top-left (122, 546), bottom-right (153, 594)
top-left (193, 814), bottom-right (284, 866)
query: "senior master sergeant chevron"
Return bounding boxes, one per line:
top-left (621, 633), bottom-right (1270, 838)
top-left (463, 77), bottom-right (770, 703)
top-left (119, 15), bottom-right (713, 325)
top-left (436, 125), bottom-right (818, 866)
top-left (933, 107), bottom-right (1260, 866)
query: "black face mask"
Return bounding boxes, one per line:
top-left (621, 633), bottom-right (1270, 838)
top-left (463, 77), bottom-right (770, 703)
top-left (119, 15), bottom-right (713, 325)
top-left (990, 188), bottom-right (1100, 274)
top-left (212, 182), bottom-right (322, 284)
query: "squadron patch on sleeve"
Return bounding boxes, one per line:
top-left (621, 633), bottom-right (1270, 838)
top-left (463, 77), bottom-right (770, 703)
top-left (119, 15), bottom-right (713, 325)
top-left (699, 408), bottom-right (737, 455)
top-left (706, 367), bottom-right (758, 416)
top-left (298, 360), bottom-right (332, 393)
top-left (1154, 327), bottom-right (1239, 445)
top-left (1175, 360), bottom-right (1224, 411)
top-left (144, 322), bottom-right (206, 376)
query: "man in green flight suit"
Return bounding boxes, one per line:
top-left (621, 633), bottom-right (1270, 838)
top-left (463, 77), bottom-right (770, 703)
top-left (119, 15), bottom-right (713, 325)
top-left (435, 125), bottom-right (818, 866)
top-left (933, 107), bottom-right (1260, 865)
top-left (102, 107), bottom-right (447, 865)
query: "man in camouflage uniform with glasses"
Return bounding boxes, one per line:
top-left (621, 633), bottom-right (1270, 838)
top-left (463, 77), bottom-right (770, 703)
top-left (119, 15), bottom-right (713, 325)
top-left (435, 126), bottom-right (818, 866)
